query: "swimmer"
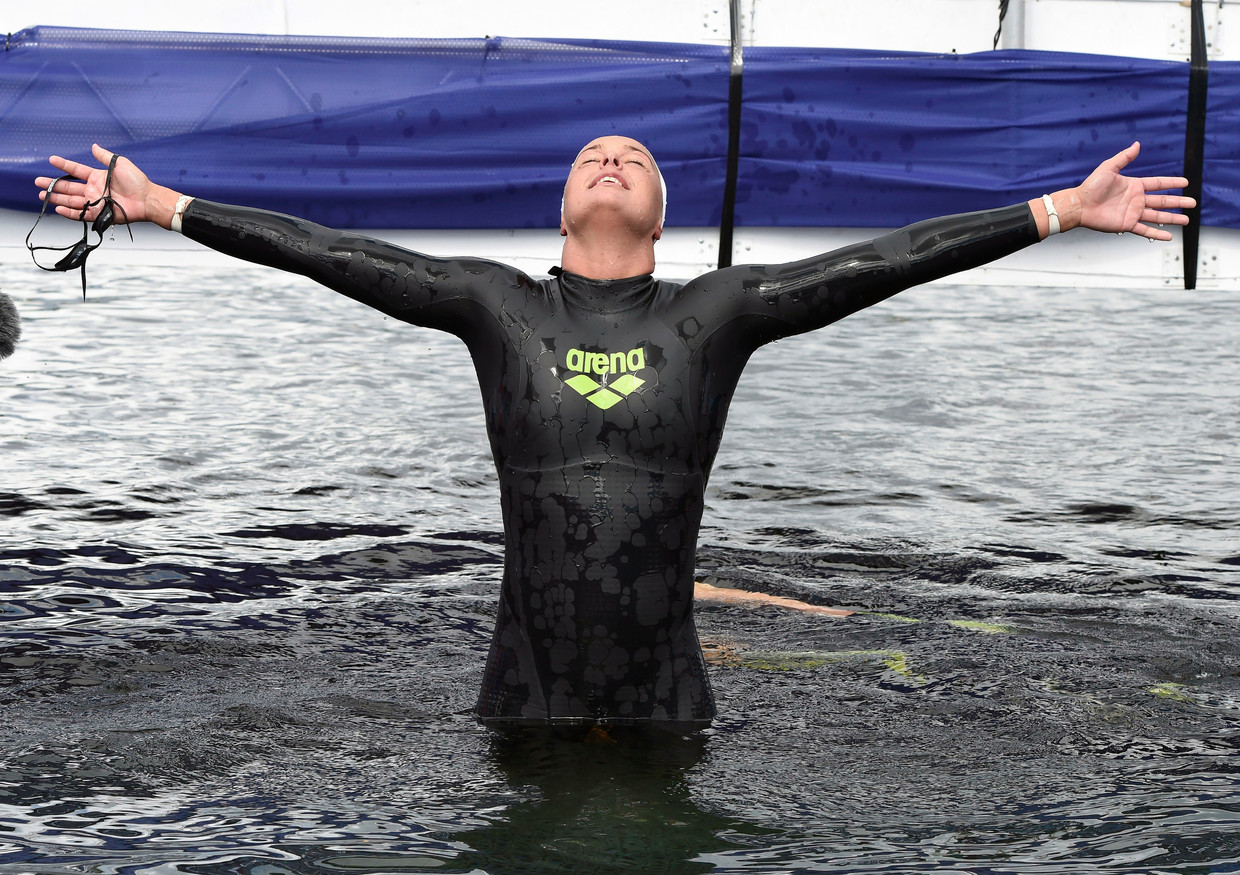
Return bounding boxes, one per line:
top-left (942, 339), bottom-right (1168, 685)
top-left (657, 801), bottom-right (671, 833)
top-left (35, 138), bottom-right (1192, 729)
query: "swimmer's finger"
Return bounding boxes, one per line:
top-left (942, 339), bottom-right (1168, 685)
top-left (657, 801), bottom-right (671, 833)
top-left (35, 177), bottom-right (68, 197)
top-left (46, 154), bottom-right (74, 174)
top-left (34, 175), bottom-right (60, 191)
top-left (37, 187), bottom-right (96, 219)
top-left (47, 153), bottom-right (97, 182)
top-left (1102, 141), bottom-right (1141, 174)
top-left (36, 180), bottom-right (89, 204)
top-left (35, 183), bottom-right (107, 223)
top-left (1132, 222), bottom-right (1173, 241)
top-left (1142, 175), bottom-right (1190, 193)
top-left (35, 176), bottom-right (90, 197)
top-left (91, 143), bottom-right (118, 167)
top-left (1144, 207), bottom-right (1190, 226)
top-left (1148, 193), bottom-right (1196, 211)
top-left (53, 203), bottom-right (97, 221)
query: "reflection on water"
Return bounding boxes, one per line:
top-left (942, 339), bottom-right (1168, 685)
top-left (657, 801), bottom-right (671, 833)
top-left (451, 728), bottom-right (755, 874)
top-left (1, 266), bottom-right (1238, 872)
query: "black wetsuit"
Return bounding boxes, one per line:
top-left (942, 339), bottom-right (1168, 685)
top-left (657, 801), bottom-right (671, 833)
top-left (181, 200), bottom-right (1040, 727)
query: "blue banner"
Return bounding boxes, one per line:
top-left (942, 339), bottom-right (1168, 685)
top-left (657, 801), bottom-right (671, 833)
top-left (1, 27), bottom-right (1230, 229)
top-left (739, 48), bottom-right (1192, 225)
top-left (0, 28), bottom-right (732, 229)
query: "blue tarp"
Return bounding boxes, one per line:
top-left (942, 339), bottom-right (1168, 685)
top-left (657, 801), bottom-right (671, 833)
top-left (739, 48), bottom-right (1189, 223)
top-left (1, 26), bottom-right (1233, 229)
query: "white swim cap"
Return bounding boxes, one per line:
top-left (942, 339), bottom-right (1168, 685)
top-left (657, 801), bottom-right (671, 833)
top-left (655, 163), bottom-right (668, 225)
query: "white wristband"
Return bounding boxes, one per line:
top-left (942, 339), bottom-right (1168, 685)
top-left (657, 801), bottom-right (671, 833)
top-left (171, 195), bottom-right (194, 234)
top-left (1041, 194), bottom-right (1061, 236)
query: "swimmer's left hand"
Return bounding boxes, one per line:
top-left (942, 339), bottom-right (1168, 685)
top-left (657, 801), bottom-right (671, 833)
top-left (1052, 142), bottom-right (1195, 241)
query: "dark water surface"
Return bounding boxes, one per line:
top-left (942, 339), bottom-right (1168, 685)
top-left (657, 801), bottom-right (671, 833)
top-left (2, 265), bottom-right (1238, 874)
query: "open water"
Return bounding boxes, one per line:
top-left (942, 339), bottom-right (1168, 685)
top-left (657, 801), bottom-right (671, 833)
top-left (1, 261), bottom-right (1238, 874)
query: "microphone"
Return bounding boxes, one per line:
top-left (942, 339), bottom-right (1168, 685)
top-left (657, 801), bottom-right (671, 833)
top-left (0, 292), bottom-right (21, 360)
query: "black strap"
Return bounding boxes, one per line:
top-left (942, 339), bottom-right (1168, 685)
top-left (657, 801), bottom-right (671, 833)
top-left (1182, 0), bottom-right (1209, 290)
top-left (993, 0), bottom-right (1011, 50)
top-left (26, 154), bottom-right (130, 300)
top-left (716, 0), bottom-right (744, 270)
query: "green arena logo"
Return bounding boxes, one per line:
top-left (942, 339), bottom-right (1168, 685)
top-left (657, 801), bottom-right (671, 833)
top-left (562, 346), bottom-right (647, 410)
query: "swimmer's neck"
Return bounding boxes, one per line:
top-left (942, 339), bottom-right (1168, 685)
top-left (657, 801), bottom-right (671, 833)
top-left (559, 229), bottom-right (657, 281)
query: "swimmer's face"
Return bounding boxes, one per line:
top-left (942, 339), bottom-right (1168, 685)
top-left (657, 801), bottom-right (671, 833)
top-left (561, 136), bottom-right (664, 240)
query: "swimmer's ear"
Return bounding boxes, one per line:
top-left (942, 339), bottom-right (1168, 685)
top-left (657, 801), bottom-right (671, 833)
top-left (561, 222), bottom-right (568, 237)
top-left (652, 225), bottom-right (662, 242)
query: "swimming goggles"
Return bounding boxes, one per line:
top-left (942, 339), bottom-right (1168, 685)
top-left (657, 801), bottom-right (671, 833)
top-left (26, 154), bottom-right (132, 300)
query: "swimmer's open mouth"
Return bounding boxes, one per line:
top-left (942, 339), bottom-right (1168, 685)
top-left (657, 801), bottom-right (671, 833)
top-left (589, 173), bottom-right (628, 189)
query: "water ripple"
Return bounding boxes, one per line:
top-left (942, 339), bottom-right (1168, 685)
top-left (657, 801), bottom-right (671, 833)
top-left (1, 270), bottom-right (1237, 872)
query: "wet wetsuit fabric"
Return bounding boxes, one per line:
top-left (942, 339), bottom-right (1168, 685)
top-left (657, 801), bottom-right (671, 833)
top-left (182, 200), bottom-right (1040, 726)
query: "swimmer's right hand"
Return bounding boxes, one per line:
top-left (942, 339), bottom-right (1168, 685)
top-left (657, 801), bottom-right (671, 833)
top-left (35, 144), bottom-right (184, 230)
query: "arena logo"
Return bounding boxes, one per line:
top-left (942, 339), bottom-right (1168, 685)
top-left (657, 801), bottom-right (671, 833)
top-left (562, 345), bottom-right (647, 410)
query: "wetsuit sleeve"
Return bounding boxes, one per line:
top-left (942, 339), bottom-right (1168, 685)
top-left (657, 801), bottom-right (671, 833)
top-left (701, 203), bottom-right (1041, 344)
top-left (178, 199), bottom-right (529, 336)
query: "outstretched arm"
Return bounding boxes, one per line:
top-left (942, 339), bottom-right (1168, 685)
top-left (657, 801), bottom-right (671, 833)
top-left (33, 145), bottom-right (531, 334)
top-left (1028, 141), bottom-right (1194, 240)
top-left (697, 141), bottom-right (1198, 347)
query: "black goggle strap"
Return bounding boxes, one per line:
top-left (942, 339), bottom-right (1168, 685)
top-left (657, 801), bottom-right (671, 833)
top-left (90, 155), bottom-right (123, 229)
top-left (95, 155), bottom-right (133, 242)
top-left (26, 155), bottom-right (131, 300)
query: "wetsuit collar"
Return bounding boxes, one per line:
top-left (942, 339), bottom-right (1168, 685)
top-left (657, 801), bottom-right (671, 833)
top-left (553, 268), bottom-right (659, 313)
